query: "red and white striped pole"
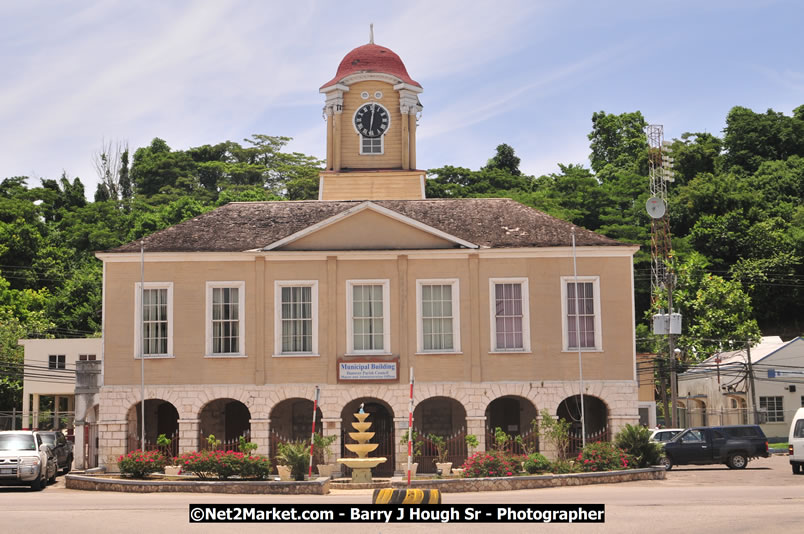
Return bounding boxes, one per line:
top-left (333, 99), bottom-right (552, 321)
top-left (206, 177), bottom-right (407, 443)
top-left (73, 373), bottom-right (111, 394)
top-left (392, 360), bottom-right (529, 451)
top-left (407, 367), bottom-right (414, 486)
top-left (308, 386), bottom-right (320, 478)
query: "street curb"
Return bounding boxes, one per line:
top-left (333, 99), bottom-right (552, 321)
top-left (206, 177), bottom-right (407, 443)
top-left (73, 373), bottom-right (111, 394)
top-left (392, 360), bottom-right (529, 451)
top-left (64, 474), bottom-right (330, 494)
top-left (389, 466), bottom-right (666, 493)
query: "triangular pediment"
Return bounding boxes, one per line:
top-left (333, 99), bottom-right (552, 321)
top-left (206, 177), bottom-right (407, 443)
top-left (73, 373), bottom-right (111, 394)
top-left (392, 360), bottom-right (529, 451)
top-left (263, 202), bottom-right (478, 251)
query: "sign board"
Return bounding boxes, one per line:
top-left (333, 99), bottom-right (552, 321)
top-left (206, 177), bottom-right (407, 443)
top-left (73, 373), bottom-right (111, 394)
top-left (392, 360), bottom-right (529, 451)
top-left (338, 358), bottom-right (399, 383)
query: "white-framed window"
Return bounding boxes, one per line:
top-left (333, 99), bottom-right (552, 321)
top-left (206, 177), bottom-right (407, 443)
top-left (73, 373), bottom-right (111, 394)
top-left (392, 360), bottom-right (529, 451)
top-left (346, 280), bottom-right (390, 354)
top-left (48, 355), bottom-right (65, 369)
top-left (489, 278), bottom-right (530, 352)
top-left (561, 276), bottom-right (602, 351)
top-left (360, 136), bottom-right (383, 154)
top-left (274, 281), bottom-right (318, 357)
top-left (760, 396), bottom-right (784, 423)
top-left (205, 281), bottom-right (245, 358)
top-left (416, 279), bottom-right (460, 353)
top-left (134, 282), bottom-right (174, 358)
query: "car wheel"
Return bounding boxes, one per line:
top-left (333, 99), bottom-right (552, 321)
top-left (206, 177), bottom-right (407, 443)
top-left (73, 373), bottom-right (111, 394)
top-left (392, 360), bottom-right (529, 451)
top-left (793, 463), bottom-right (802, 475)
top-left (48, 467), bottom-right (57, 484)
top-left (30, 473), bottom-right (43, 491)
top-left (659, 456), bottom-right (673, 471)
top-left (728, 454), bottom-right (748, 469)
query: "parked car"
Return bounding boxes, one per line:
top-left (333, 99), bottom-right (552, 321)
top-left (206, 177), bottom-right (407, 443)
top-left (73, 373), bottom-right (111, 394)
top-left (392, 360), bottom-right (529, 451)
top-left (0, 430), bottom-right (55, 490)
top-left (788, 407), bottom-right (804, 474)
top-left (661, 425), bottom-right (769, 470)
top-left (35, 431), bottom-right (73, 474)
top-left (649, 428), bottom-right (684, 443)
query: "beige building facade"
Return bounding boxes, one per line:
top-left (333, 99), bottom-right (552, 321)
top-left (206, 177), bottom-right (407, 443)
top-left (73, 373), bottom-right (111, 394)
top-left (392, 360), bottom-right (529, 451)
top-left (94, 40), bottom-right (640, 472)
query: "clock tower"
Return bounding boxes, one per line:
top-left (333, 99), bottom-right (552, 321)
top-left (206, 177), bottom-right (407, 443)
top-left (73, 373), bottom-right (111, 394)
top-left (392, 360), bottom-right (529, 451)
top-left (319, 38), bottom-right (424, 200)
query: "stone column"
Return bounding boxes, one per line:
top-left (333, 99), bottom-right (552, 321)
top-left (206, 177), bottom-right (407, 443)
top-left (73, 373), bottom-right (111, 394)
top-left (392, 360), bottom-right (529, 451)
top-left (466, 415), bottom-right (486, 457)
top-left (394, 416), bottom-right (412, 473)
top-left (178, 419), bottom-right (200, 455)
top-left (249, 418), bottom-right (270, 456)
top-left (97, 419), bottom-right (128, 471)
top-left (322, 417), bottom-right (341, 475)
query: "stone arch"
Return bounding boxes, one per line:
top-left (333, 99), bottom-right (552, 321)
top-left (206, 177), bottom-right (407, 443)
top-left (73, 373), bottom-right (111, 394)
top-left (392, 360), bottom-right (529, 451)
top-left (485, 395), bottom-right (539, 453)
top-left (412, 396), bottom-right (468, 474)
top-left (269, 398), bottom-right (324, 441)
top-left (125, 398), bottom-right (180, 452)
top-left (557, 394), bottom-right (609, 455)
top-left (198, 398), bottom-right (251, 446)
top-left (340, 397), bottom-right (395, 477)
top-left (726, 395), bottom-right (748, 425)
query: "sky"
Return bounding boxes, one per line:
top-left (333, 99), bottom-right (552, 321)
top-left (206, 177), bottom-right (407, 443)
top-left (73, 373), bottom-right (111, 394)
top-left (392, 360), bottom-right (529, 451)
top-left (1, 0), bottom-right (802, 197)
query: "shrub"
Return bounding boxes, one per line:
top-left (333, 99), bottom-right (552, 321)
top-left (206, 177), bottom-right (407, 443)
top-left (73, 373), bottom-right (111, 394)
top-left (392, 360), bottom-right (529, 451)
top-left (551, 459), bottom-right (579, 474)
top-left (239, 454), bottom-right (272, 480)
top-left (276, 441), bottom-right (310, 481)
top-left (175, 450), bottom-right (272, 479)
top-left (400, 430), bottom-right (424, 457)
top-left (312, 432), bottom-right (338, 465)
top-left (460, 450), bottom-right (520, 478)
top-left (577, 441), bottom-right (631, 472)
top-left (118, 449), bottom-right (167, 478)
top-left (614, 424), bottom-right (664, 468)
top-left (522, 452), bottom-right (551, 474)
top-left (428, 434), bottom-right (449, 464)
top-left (538, 409), bottom-right (571, 460)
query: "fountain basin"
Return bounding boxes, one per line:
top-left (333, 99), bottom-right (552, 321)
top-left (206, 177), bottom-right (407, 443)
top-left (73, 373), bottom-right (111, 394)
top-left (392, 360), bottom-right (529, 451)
top-left (349, 431), bottom-right (375, 442)
top-left (345, 443), bottom-right (379, 456)
top-left (351, 422), bottom-right (372, 432)
top-left (337, 457), bottom-right (387, 470)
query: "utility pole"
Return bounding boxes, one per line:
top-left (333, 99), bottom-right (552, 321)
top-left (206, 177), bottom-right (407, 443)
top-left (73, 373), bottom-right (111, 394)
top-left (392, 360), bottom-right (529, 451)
top-left (746, 341), bottom-right (759, 424)
top-left (668, 274), bottom-right (678, 428)
top-left (659, 360), bottom-right (670, 426)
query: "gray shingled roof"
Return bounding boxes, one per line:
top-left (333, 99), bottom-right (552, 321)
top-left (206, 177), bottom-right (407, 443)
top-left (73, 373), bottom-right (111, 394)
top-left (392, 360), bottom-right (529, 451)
top-left (104, 199), bottom-right (628, 253)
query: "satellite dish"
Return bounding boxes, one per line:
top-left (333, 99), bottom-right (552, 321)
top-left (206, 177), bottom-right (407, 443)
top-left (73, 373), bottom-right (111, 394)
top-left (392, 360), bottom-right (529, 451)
top-left (646, 197), bottom-right (666, 219)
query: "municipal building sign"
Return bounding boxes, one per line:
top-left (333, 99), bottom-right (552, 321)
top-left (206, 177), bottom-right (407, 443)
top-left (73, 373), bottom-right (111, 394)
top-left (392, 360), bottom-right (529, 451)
top-left (337, 358), bottom-right (399, 383)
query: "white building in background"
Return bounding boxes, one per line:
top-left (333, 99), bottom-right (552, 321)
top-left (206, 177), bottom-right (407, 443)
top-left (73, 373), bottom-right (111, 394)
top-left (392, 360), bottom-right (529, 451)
top-left (18, 338), bottom-right (102, 430)
top-left (678, 336), bottom-right (804, 438)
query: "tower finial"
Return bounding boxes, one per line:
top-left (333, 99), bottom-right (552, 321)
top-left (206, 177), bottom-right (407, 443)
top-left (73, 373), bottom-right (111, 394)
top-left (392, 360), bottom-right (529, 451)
top-left (369, 23), bottom-right (374, 44)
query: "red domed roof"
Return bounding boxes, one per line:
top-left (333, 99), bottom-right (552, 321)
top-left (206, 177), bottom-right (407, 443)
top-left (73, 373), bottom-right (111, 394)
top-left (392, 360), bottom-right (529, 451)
top-left (320, 43), bottom-right (420, 90)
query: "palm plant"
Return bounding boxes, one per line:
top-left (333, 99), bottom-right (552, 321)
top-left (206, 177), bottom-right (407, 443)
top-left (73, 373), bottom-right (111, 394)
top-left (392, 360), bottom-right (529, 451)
top-left (614, 424), bottom-right (663, 468)
top-left (276, 440), bottom-right (310, 481)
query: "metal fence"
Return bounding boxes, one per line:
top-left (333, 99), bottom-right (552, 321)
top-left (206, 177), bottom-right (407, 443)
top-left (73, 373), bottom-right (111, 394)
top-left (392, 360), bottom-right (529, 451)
top-left (567, 426), bottom-right (609, 456)
top-left (484, 429), bottom-right (540, 455)
top-left (126, 430), bottom-right (180, 457)
top-left (415, 429), bottom-right (468, 474)
top-left (199, 430), bottom-right (251, 452)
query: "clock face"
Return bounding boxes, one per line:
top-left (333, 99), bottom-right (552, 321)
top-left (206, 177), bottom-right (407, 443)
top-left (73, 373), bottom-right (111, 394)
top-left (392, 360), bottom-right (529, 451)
top-left (354, 103), bottom-right (389, 138)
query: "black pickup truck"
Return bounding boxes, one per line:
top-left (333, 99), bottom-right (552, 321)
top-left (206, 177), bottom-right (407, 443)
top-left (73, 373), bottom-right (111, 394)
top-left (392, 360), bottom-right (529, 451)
top-left (661, 425), bottom-right (769, 470)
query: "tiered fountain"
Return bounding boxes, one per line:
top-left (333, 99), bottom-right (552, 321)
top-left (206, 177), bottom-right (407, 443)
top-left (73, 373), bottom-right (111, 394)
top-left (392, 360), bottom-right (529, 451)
top-left (337, 408), bottom-right (387, 483)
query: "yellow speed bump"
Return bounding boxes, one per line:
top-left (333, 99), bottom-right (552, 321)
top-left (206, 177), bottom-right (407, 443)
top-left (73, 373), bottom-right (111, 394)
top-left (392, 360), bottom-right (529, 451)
top-left (372, 488), bottom-right (441, 504)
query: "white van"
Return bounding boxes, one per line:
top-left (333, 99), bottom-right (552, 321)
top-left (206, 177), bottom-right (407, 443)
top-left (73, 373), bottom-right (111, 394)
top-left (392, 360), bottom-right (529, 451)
top-left (788, 407), bottom-right (804, 474)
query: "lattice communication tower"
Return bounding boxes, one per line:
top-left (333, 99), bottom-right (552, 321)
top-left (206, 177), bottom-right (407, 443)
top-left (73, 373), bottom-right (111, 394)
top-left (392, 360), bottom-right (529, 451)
top-left (647, 124), bottom-right (674, 304)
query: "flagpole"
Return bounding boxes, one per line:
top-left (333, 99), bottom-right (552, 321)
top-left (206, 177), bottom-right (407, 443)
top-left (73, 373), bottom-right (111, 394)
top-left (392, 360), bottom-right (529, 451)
top-left (308, 386), bottom-right (320, 478)
top-left (407, 367), bottom-right (414, 487)
top-left (572, 228), bottom-right (587, 448)
top-left (140, 240), bottom-right (145, 451)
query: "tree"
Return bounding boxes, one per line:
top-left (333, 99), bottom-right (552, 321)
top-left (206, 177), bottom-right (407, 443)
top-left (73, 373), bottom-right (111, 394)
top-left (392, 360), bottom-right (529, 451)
top-left (722, 106), bottom-right (804, 173)
top-left (668, 132), bottom-right (723, 185)
top-left (483, 143), bottom-right (521, 175)
top-left (588, 110), bottom-right (649, 174)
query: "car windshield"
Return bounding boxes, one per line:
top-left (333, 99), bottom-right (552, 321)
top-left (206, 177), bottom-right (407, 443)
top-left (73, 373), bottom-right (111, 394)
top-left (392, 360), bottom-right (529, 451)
top-left (0, 434), bottom-right (36, 451)
top-left (38, 434), bottom-right (56, 446)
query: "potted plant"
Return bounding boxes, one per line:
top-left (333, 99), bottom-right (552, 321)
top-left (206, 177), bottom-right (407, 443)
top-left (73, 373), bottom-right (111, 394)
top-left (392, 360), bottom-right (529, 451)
top-left (158, 434), bottom-right (181, 476)
top-left (400, 429), bottom-right (423, 477)
top-left (312, 432), bottom-right (338, 478)
top-left (276, 441), bottom-right (309, 481)
top-left (429, 434), bottom-right (452, 475)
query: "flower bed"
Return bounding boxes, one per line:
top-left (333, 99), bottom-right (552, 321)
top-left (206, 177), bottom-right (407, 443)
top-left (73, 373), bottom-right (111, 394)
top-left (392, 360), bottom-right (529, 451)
top-left (175, 450), bottom-right (272, 480)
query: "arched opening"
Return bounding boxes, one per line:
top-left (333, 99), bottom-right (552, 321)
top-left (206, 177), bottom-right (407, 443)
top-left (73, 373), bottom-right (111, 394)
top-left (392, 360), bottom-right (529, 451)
top-left (413, 396), bottom-right (467, 473)
top-left (728, 396), bottom-right (748, 425)
top-left (485, 395), bottom-right (539, 454)
top-left (85, 404), bottom-right (99, 469)
top-left (341, 398), bottom-right (394, 477)
top-left (126, 399), bottom-right (179, 455)
top-left (677, 400), bottom-right (688, 428)
top-left (268, 398), bottom-right (323, 466)
top-left (199, 398), bottom-right (251, 449)
top-left (557, 395), bottom-right (608, 456)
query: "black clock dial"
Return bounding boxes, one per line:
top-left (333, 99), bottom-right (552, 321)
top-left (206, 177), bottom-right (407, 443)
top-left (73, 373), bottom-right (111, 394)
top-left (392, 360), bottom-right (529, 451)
top-left (354, 103), bottom-right (389, 138)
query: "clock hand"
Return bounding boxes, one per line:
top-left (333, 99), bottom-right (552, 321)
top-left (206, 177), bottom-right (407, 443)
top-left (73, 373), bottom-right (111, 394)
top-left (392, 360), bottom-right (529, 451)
top-left (369, 104), bottom-right (376, 133)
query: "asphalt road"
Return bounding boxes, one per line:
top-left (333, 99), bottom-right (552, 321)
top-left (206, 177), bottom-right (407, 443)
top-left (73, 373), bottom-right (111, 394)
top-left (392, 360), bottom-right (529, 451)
top-left (2, 454), bottom-right (802, 534)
